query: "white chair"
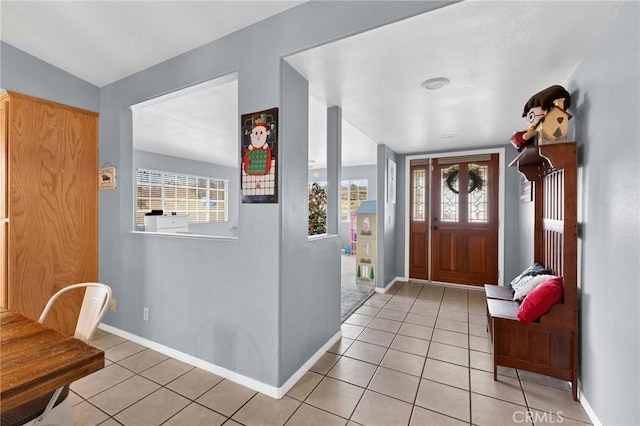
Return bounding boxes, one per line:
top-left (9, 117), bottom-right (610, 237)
top-left (38, 283), bottom-right (112, 343)
top-left (2, 283), bottom-right (112, 426)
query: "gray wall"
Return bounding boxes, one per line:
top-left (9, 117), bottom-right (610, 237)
top-left (567, 2), bottom-right (639, 424)
top-left (0, 42), bottom-right (99, 112)
top-left (514, 3), bottom-right (639, 423)
top-left (280, 62), bottom-right (341, 382)
top-left (309, 164), bottom-right (378, 248)
top-left (91, 1), bottom-right (453, 388)
top-left (133, 150), bottom-right (239, 237)
top-left (502, 148), bottom-right (524, 281)
top-left (377, 145), bottom-right (399, 288)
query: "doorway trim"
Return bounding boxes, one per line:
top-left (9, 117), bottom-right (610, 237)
top-left (403, 147), bottom-right (505, 286)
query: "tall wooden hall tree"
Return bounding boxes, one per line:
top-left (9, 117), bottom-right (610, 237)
top-left (0, 92), bottom-right (98, 336)
top-left (485, 142), bottom-right (579, 400)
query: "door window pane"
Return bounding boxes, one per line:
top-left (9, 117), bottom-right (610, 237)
top-left (468, 164), bottom-right (489, 223)
top-left (441, 165), bottom-right (460, 222)
top-left (412, 169), bottom-right (426, 221)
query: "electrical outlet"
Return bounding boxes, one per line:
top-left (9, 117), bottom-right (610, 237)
top-left (143, 307), bottom-right (149, 321)
top-left (110, 299), bottom-right (116, 312)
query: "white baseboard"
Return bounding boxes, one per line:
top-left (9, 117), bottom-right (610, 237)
top-left (376, 276), bottom-right (404, 293)
top-left (579, 387), bottom-right (602, 426)
top-left (429, 280), bottom-right (485, 292)
top-left (376, 278), bottom-right (485, 293)
top-left (98, 323), bottom-right (341, 399)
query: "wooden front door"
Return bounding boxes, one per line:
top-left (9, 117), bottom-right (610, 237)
top-left (431, 155), bottom-right (499, 285)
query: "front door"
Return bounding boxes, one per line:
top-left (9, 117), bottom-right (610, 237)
top-left (409, 154), bottom-right (499, 286)
top-left (431, 155), bottom-right (499, 285)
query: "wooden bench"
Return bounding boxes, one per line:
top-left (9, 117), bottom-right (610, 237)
top-left (486, 142), bottom-right (578, 401)
top-left (483, 284), bottom-right (514, 335)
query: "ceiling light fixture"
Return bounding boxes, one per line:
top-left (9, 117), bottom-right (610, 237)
top-left (421, 77), bottom-right (450, 90)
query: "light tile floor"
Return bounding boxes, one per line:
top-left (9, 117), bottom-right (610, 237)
top-left (72, 282), bottom-right (591, 425)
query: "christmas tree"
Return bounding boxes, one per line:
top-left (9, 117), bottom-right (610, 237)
top-left (308, 182), bottom-right (327, 235)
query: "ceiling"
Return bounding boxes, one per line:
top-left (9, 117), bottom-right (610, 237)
top-left (1, 1), bottom-right (624, 168)
top-left (1, 1), bottom-right (304, 88)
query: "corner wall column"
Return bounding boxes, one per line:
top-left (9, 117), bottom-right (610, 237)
top-left (326, 106), bottom-right (342, 235)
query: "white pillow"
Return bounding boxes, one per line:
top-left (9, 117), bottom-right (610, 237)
top-left (510, 263), bottom-right (552, 290)
top-left (512, 272), bottom-right (535, 292)
top-left (513, 274), bottom-right (556, 301)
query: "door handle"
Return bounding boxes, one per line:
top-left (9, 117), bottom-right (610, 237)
top-left (432, 225), bottom-right (438, 230)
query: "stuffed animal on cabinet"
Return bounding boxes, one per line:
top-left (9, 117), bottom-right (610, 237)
top-left (511, 85), bottom-right (572, 150)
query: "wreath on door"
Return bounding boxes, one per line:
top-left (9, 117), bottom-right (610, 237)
top-left (444, 167), bottom-right (485, 194)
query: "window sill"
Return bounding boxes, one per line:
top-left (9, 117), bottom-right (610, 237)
top-left (130, 230), bottom-right (238, 241)
top-left (308, 233), bottom-right (338, 241)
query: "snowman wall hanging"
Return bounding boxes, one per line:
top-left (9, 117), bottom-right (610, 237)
top-left (241, 108), bottom-right (278, 203)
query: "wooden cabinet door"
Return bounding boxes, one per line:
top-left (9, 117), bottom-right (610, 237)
top-left (6, 93), bottom-right (98, 336)
top-left (0, 94), bottom-right (8, 307)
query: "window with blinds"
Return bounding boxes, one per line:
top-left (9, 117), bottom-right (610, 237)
top-left (136, 169), bottom-right (228, 226)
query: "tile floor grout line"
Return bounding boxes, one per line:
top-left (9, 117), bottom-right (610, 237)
top-left (342, 282), bottom-right (415, 425)
top-left (220, 388), bottom-right (259, 424)
top-left (387, 282), bottom-right (452, 425)
top-left (517, 368), bottom-right (534, 417)
top-left (434, 286), bottom-right (472, 425)
top-left (467, 293), bottom-right (475, 426)
top-left (383, 281), bottom-right (424, 425)
top-left (86, 350), bottom-right (230, 425)
top-left (156, 375), bottom-right (231, 423)
top-left (348, 288), bottom-right (412, 425)
top-left (80, 282), bottom-right (587, 426)
top-left (305, 345), bottom-right (363, 424)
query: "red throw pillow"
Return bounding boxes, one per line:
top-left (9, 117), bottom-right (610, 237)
top-left (517, 276), bottom-right (564, 322)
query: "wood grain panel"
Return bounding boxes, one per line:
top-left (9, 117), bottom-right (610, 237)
top-left (4, 93), bottom-right (97, 336)
top-left (0, 95), bottom-right (8, 308)
top-left (0, 223), bottom-right (6, 309)
top-left (0, 95), bottom-right (7, 219)
top-left (467, 234), bottom-right (488, 273)
top-left (411, 232), bottom-right (427, 268)
top-left (438, 233), bottom-right (459, 272)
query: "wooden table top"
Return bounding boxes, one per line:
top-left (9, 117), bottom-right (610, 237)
top-left (0, 308), bottom-right (105, 412)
